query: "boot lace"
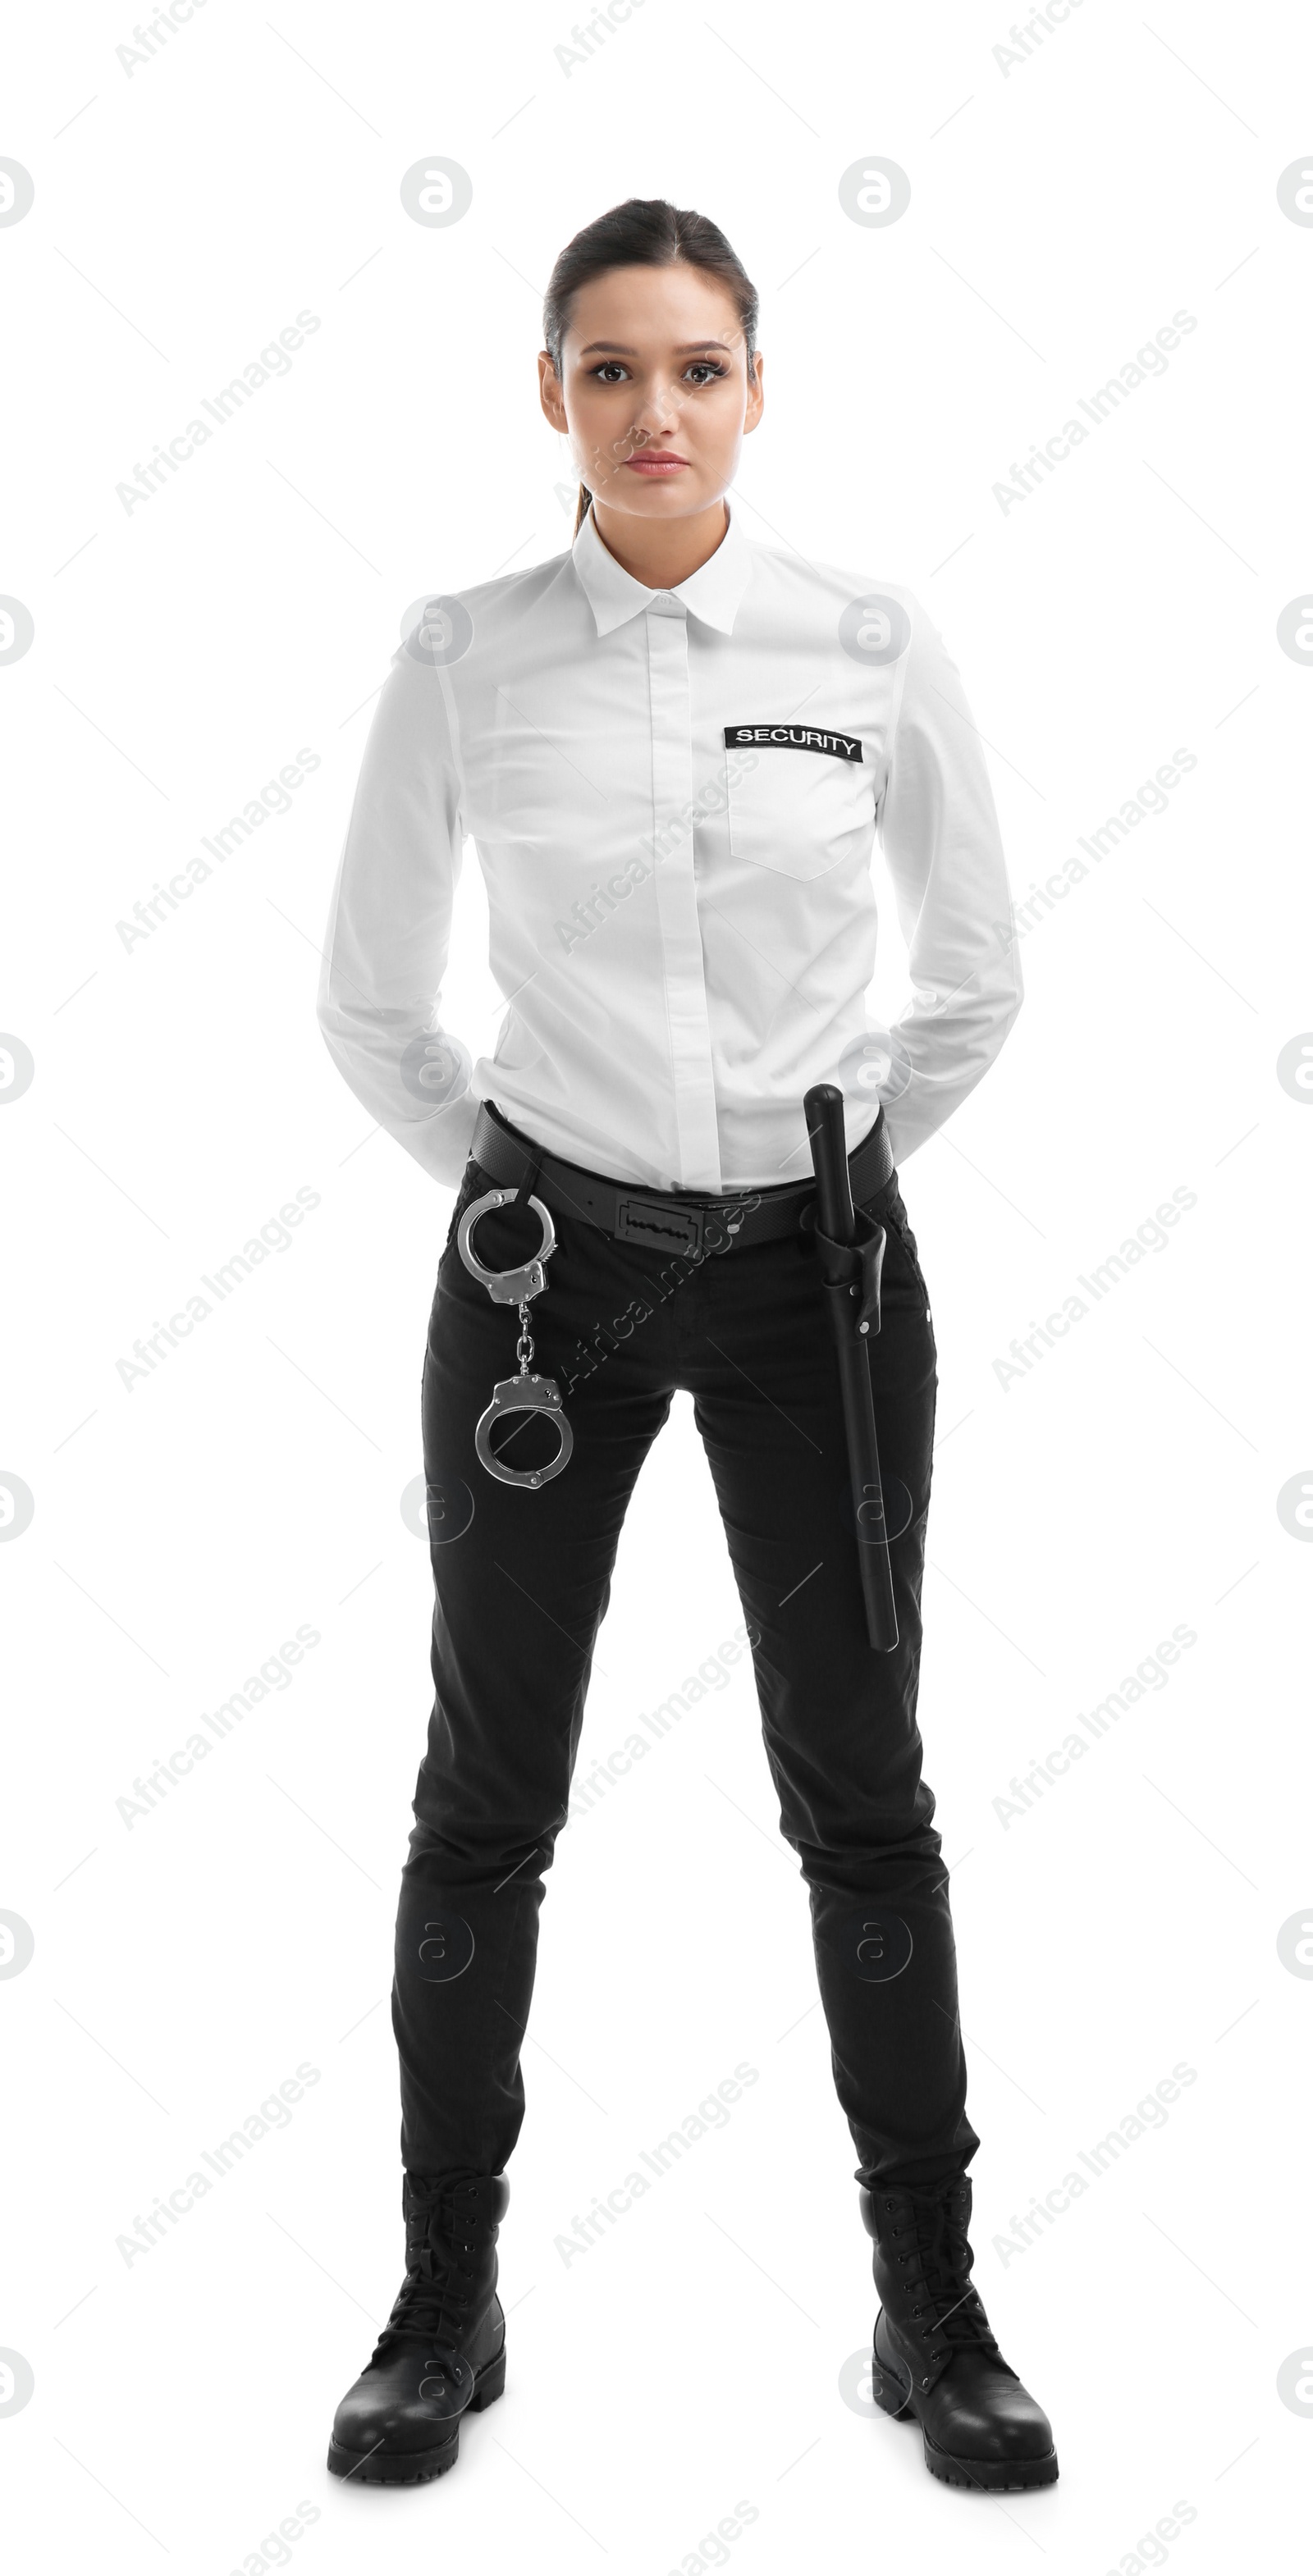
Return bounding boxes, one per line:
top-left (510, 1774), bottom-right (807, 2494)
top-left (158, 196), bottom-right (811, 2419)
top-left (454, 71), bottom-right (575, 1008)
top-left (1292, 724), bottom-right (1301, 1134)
top-left (885, 2182), bottom-right (998, 2353)
top-left (371, 2174), bottom-right (487, 2364)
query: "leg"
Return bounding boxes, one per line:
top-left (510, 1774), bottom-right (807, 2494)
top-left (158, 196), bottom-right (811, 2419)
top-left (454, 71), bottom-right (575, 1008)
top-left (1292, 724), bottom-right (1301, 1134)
top-left (687, 1177), bottom-right (1056, 2487)
top-left (687, 1175), bottom-right (978, 2190)
top-left (395, 1175), bottom-right (674, 2178)
top-left (331, 1174), bottom-right (675, 2485)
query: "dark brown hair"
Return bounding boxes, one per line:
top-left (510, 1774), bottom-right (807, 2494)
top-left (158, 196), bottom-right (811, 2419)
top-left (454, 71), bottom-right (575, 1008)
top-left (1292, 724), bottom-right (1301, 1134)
top-left (542, 197), bottom-right (759, 536)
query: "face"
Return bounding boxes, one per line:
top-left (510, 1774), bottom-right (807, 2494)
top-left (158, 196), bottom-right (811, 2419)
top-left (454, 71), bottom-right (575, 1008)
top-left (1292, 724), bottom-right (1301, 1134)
top-left (538, 262), bottom-right (764, 522)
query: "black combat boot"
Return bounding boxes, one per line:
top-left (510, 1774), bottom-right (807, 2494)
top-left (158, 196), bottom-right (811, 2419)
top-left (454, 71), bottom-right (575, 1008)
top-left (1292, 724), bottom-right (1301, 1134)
top-left (859, 2175), bottom-right (1058, 2491)
top-left (327, 2170), bottom-right (510, 2485)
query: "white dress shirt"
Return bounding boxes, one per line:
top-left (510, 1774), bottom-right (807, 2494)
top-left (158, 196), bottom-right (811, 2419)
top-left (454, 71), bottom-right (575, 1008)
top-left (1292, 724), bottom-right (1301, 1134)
top-left (316, 500), bottom-right (1022, 1194)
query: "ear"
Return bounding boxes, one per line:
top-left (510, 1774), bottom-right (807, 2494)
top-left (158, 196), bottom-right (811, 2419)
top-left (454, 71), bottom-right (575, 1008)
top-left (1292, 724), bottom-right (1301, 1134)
top-left (538, 350), bottom-right (568, 433)
top-left (743, 349), bottom-right (765, 436)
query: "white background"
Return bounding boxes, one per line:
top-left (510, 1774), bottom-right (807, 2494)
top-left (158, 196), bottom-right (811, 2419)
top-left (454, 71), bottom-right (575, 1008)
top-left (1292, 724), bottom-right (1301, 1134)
top-left (2, 1), bottom-right (1311, 2569)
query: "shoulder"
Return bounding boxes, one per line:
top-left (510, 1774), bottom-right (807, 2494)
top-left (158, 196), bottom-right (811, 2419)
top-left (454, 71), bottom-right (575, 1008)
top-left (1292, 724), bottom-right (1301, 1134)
top-left (441, 546), bottom-right (576, 627)
top-left (392, 546), bottom-right (578, 669)
top-left (740, 533), bottom-right (930, 657)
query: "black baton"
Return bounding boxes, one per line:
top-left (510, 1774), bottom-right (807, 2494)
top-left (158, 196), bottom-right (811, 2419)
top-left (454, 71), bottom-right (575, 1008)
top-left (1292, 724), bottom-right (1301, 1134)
top-left (804, 1083), bottom-right (899, 1652)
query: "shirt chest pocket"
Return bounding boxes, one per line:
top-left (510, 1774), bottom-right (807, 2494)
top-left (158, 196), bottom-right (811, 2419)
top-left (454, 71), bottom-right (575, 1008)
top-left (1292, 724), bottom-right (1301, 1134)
top-left (725, 737), bottom-right (873, 881)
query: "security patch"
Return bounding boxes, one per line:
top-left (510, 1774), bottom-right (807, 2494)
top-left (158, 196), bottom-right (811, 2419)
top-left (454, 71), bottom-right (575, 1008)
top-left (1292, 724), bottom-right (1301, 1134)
top-left (724, 724), bottom-right (863, 762)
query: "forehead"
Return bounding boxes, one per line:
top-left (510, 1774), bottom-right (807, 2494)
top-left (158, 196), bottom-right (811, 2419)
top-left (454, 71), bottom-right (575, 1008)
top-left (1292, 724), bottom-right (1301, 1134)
top-left (563, 262), bottom-right (745, 356)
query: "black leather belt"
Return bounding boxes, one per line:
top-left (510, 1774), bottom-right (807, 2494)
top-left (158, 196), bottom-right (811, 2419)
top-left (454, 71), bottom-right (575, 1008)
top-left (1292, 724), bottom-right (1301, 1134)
top-left (469, 1098), bottom-right (895, 1255)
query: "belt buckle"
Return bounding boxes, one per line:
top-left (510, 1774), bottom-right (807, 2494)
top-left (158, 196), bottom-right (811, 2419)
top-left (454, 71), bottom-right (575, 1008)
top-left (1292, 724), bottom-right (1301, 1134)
top-left (615, 1194), bottom-right (706, 1258)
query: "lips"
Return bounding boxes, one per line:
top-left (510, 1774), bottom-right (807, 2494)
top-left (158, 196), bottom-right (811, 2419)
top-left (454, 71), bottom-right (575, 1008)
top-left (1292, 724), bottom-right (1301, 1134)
top-left (622, 454), bottom-right (689, 474)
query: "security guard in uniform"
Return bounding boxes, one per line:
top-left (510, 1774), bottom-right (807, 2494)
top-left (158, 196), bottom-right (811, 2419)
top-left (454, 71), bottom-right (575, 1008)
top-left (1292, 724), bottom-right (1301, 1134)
top-left (317, 196), bottom-right (1056, 2495)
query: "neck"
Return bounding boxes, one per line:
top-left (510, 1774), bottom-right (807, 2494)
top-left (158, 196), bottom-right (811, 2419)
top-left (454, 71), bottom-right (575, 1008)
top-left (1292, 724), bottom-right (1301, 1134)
top-left (588, 495), bottom-right (730, 591)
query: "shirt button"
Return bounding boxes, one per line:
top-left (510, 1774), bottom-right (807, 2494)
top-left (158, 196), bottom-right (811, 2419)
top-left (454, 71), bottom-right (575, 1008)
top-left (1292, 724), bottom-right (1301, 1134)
top-left (647, 592), bottom-right (686, 619)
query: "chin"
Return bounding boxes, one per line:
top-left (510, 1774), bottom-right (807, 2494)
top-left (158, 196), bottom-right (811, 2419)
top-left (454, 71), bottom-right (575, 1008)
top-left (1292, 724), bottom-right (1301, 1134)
top-left (614, 477), bottom-right (716, 514)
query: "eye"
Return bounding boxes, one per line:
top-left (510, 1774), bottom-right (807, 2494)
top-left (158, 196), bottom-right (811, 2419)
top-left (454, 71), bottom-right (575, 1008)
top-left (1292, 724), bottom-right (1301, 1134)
top-left (589, 361), bottom-right (630, 382)
top-left (685, 360), bottom-right (728, 384)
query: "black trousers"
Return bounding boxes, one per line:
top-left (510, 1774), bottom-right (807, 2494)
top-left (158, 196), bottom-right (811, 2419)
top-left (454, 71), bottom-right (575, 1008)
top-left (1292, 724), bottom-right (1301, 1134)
top-left (393, 1121), bottom-right (981, 2195)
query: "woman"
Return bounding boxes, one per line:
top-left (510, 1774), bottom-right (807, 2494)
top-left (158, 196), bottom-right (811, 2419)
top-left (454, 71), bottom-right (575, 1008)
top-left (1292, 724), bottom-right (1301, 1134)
top-left (316, 196), bottom-right (1055, 2494)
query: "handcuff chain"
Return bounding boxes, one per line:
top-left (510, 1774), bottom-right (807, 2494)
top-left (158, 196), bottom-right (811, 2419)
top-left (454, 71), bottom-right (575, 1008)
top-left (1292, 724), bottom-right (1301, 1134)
top-left (515, 1299), bottom-right (534, 1376)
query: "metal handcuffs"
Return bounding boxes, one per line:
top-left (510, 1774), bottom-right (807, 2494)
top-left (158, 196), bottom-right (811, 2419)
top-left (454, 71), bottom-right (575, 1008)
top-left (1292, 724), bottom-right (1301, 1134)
top-left (455, 1189), bottom-right (574, 1490)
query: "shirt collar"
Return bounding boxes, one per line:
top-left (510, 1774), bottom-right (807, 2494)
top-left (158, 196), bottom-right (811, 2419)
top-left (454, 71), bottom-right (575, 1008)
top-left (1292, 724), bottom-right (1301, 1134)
top-left (570, 496), bottom-right (752, 637)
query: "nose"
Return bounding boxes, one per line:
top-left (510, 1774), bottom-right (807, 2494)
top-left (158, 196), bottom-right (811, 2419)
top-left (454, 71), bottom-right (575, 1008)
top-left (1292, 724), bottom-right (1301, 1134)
top-left (627, 377), bottom-right (684, 443)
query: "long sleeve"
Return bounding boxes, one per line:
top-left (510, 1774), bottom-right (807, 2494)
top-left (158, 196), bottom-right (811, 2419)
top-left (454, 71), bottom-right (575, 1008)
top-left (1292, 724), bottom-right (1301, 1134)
top-left (870, 597), bottom-right (1024, 1164)
top-left (316, 640), bottom-right (478, 1188)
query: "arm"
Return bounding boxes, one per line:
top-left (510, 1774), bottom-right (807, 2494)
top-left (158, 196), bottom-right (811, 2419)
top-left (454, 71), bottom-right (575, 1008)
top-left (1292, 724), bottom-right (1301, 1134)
top-left (871, 597), bottom-right (1023, 1164)
top-left (316, 640), bottom-right (478, 1188)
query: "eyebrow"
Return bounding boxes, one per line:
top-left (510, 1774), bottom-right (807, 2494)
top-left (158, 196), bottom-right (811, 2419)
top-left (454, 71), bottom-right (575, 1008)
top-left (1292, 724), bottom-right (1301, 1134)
top-left (576, 340), bottom-right (734, 356)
